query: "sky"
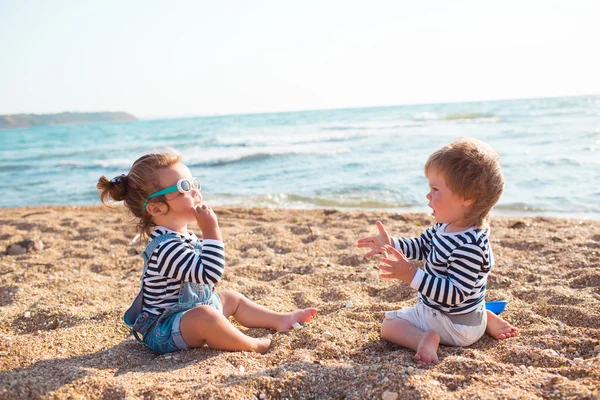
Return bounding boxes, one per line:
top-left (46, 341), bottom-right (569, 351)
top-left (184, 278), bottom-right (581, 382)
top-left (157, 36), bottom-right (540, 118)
top-left (1, 0), bottom-right (599, 119)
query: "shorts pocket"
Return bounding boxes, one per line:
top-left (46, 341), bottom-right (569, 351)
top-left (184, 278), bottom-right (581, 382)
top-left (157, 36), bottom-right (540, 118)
top-left (132, 312), bottom-right (157, 338)
top-left (144, 316), bottom-right (178, 354)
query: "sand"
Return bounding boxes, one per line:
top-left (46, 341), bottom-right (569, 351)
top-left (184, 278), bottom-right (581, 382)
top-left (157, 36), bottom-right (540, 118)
top-left (1, 206), bottom-right (599, 399)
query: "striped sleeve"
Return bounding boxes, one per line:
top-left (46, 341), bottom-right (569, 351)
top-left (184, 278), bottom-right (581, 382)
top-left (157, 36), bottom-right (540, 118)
top-left (410, 243), bottom-right (485, 306)
top-left (391, 225), bottom-right (437, 261)
top-left (149, 238), bottom-right (225, 285)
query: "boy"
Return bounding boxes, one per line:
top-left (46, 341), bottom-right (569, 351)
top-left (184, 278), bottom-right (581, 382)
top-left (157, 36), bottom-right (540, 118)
top-left (357, 137), bottom-right (517, 363)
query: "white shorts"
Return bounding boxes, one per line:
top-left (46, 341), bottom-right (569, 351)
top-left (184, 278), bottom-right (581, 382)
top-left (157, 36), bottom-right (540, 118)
top-left (384, 301), bottom-right (487, 347)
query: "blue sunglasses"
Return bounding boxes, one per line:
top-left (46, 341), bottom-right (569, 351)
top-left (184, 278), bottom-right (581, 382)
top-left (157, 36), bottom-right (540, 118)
top-left (143, 177), bottom-right (201, 211)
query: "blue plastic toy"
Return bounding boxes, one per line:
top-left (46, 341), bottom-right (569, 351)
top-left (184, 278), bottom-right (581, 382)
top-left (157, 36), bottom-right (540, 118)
top-left (485, 300), bottom-right (508, 315)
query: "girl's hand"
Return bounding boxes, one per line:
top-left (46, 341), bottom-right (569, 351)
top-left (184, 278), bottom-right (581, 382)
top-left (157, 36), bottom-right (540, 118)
top-left (193, 205), bottom-right (222, 240)
top-left (357, 221), bottom-right (391, 258)
top-left (378, 245), bottom-right (417, 284)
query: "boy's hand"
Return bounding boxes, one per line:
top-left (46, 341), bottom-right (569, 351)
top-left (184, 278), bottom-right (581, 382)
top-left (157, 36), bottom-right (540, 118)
top-left (378, 245), bottom-right (417, 284)
top-left (193, 205), bottom-right (222, 240)
top-left (357, 221), bottom-right (391, 258)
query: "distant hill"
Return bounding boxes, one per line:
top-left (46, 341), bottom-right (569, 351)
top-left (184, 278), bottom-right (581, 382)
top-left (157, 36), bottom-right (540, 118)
top-left (0, 112), bottom-right (137, 129)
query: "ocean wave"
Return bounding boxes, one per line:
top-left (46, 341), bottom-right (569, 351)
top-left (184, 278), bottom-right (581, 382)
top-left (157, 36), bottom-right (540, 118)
top-left (184, 144), bottom-right (351, 168)
top-left (1, 149), bottom-right (88, 163)
top-left (91, 158), bottom-right (135, 169)
top-left (412, 112), bottom-right (498, 124)
top-left (540, 158), bottom-right (581, 167)
top-left (494, 203), bottom-right (549, 212)
top-left (412, 112), bottom-right (440, 121)
top-left (445, 112), bottom-right (495, 121)
top-left (285, 194), bottom-right (410, 209)
top-left (208, 192), bottom-right (412, 210)
top-left (213, 130), bottom-right (382, 147)
top-left (31, 143), bottom-right (351, 172)
top-left (320, 122), bottom-right (407, 131)
top-left (59, 161), bottom-right (83, 167)
top-left (0, 164), bottom-right (31, 172)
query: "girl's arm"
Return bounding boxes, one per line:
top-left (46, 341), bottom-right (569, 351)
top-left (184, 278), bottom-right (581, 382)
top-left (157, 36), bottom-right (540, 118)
top-left (151, 238), bottom-right (225, 285)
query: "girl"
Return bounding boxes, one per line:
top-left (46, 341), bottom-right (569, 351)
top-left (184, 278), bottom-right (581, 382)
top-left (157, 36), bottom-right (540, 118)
top-left (98, 151), bottom-right (317, 354)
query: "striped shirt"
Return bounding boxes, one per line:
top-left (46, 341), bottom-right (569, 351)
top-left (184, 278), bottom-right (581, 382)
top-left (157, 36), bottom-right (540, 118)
top-left (391, 223), bottom-right (493, 315)
top-left (142, 226), bottom-right (225, 316)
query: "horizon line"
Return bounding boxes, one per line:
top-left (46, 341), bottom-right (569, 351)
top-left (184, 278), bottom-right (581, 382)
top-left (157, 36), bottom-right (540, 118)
top-left (138, 92), bottom-right (600, 121)
top-left (2, 92), bottom-right (598, 122)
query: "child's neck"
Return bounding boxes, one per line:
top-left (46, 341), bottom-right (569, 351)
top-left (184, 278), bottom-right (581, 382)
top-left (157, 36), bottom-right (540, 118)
top-left (444, 220), bottom-right (471, 233)
top-left (155, 218), bottom-right (189, 236)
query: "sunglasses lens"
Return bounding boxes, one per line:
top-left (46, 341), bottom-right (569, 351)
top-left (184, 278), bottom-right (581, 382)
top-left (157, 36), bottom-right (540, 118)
top-left (179, 180), bottom-right (191, 192)
top-left (192, 178), bottom-right (201, 190)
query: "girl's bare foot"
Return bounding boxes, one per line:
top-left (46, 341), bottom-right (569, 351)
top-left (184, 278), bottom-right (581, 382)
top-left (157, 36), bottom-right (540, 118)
top-left (276, 308), bottom-right (318, 332)
top-left (486, 311), bottom-right (518, 340)
top-left (414, 331), bottom-right (440, 364)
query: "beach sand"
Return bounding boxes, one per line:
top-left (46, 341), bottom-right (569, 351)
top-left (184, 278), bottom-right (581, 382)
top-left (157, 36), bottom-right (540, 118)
top-left (1, 206), bottom-right (599, 399)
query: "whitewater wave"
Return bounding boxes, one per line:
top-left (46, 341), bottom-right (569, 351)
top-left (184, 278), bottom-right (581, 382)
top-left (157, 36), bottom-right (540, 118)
top-left (412, 112), bottom-right (498, 124)
top-left (320, 121), bottom-right (409, 131)
top-left (184, 144), bottom-right (351, 167)
top-left (213, 129), bottom-right (382, 147)
top-left (207, 192), bottom-right (413, 210)
top-left (27, 143), bottom-right (351, 172)
top-left (91, 158), bottom-right (135, 169)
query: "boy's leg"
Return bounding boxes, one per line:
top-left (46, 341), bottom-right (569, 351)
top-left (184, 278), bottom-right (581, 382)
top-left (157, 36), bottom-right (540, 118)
top-left (486, 311), bottom-right (518, 339)
top-left (381, 318), bottom-right (440, 364)
top-left (219, 289), bottom-right (317, 332)
top-left (179, 305), bottom-right (271, 354)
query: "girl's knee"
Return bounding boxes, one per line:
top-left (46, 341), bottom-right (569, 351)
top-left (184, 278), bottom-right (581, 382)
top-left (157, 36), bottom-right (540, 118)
top-left (218, 289), bottom-right (245, 314)
top-left (182, 305), bottom-right (222, 327)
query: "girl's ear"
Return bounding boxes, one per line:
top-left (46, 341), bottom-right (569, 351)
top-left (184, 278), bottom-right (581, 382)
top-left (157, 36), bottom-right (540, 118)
top-left (146, 202), bottom-right (168, 217)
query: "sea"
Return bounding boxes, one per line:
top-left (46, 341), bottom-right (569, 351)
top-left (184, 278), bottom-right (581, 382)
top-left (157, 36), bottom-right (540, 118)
top-left (1, 95), bottom-right (599, 220)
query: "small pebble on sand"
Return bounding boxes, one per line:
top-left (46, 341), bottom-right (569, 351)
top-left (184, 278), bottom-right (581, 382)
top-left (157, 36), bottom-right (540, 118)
top-left (381, 390), bottom-right (398, 400)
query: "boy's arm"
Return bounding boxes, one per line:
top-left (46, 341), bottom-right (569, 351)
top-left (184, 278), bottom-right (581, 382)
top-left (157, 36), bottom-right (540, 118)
top-left (410, 243), bottom-right (486, 306)
top-left (391, 224), bottom-right (438, 261)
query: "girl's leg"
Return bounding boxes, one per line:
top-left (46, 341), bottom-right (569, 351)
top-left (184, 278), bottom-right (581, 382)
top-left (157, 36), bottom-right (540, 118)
top-left (381, 318), bottom-right (440, 364)
top-left (219, 290), bottom-right (317, 332)
top-left (486, 311), bottom-right (518, 339)
top-left (179, 305), bottom-right (270, 354)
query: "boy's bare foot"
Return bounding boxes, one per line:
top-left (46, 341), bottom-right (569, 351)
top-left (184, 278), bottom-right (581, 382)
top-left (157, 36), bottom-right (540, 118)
top-left (276, 308), bottom-right (318, 332)
top-left (255, 338), bottom-right (272, 354)
top-left (486, 310), bottom-right (518, 340)
top-left (414, 331), bottom-right (440, 364)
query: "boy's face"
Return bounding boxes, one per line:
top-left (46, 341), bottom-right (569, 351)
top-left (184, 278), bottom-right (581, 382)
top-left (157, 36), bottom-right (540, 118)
top-left (425, 169), bottom-right (473, 228)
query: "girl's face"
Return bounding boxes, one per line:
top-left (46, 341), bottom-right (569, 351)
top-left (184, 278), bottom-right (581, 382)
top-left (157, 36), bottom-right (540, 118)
top-left (425, 169), bottom-right (472, 228)
top-left (158, 163), bottom-right (202, 223)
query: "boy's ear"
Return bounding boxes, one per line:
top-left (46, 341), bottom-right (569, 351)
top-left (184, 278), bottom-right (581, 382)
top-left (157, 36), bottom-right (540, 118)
top-left (462, 198), bottom-right (475, 208)
top-left (146, 202), bottom-right (168, 216)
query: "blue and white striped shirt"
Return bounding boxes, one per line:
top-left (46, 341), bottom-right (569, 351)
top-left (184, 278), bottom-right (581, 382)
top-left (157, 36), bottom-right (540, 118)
top-left (392, 223), bottom-right (492, 315)
top-left (142, 226), bottom-right (225, 316)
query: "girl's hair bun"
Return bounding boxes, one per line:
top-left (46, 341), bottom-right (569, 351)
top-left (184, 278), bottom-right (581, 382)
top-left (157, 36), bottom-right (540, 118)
top-left (97, 174), bottom-right (128, 203)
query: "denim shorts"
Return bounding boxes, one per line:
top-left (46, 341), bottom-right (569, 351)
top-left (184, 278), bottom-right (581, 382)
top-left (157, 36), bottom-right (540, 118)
top-left (143, 291), bottom-right (223, 354)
